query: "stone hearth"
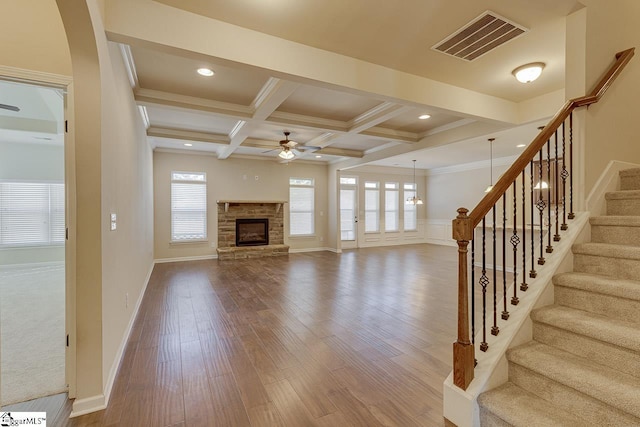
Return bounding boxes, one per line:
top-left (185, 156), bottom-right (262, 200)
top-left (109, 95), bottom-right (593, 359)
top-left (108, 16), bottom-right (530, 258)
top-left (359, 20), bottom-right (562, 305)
top-left (216, 200), bottom-right (289, 260)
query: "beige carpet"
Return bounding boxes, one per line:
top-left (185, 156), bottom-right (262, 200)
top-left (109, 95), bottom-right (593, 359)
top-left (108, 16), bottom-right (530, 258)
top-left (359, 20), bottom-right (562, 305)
top-left (0, 263), bottom-right (66, 405)
top-left (478, 167), bottom-right (640, 426)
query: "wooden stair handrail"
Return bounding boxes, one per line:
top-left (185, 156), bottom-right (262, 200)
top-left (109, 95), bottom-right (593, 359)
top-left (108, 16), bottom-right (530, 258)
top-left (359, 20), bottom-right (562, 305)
top-left (463, 48), bottom-right (634, 237)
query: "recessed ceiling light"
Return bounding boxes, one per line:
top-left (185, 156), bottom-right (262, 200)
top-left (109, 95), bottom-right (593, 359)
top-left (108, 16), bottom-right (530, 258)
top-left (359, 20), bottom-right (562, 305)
top-left (184, 143), bottom-right (193, 147)
top-left (512, 62), bottom-right (545, 83)
top-left (315, 155), bottom-right (322, 158)
top-left (197, 68), bottom-right (214, 77)
top-left (517, 143), bottom-right (526, 148)
top-left (418, 114), bottom-right (431, 120)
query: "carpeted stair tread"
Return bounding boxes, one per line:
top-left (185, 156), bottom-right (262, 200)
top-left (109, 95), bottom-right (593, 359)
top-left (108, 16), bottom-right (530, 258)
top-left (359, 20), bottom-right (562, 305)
top-left (531, 305), bottom-right (640, 351)
top-left (554, 272), bottom-right (640, 301)
top-left (605, 190), bottom-right (640, 200)
top-left (507, 341), bottom-right (640, 418)
top-left (620, 169), bottom-right (640, 191)
top-left (590, 215), bottom-right (640, 226)
top-left (619, 168), bottom-right (640, 178)
top-left (478, 382), bottom-right (586, 427)
top-left (572, 242), bottom-right (640, 260)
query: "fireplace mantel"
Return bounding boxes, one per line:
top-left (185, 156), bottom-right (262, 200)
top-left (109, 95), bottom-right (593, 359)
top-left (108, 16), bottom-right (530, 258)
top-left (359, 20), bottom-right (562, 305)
top-left (216, 200), bottom-right (287, 213)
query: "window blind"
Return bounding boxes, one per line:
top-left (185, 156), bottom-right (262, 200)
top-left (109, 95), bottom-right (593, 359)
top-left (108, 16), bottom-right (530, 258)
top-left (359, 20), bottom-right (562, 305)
top-left (171, 172), bottom-right (207, 241)
top-left (0, 181), bottom-right (65, 247)
top-left (289, 178), bottom-right (314, 236)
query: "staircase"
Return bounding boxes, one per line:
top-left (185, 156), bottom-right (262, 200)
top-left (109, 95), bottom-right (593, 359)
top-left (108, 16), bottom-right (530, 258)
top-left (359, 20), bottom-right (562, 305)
top-left (477, 168), bottom-right (640, 426)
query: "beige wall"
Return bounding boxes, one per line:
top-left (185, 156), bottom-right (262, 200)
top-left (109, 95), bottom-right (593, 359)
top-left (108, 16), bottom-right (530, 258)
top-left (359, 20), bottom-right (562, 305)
top-left (568, 1), bottom-right (640, 193)
top-left (0, 1), bottom-right (71, 76)
top-left (98, 37), bottom-right (154, 392)
top-left (153, 152), bottom-right (329, 259)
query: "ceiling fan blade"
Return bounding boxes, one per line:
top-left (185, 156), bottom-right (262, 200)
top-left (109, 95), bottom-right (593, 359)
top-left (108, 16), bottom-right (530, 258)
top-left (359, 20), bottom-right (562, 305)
top-left (0, 103), bottom-right (20, 112)
top-left (261, 148), bottom-right (278, 154)
top-left (292, 149), bottom-right (302, 157)
top-left (297, 145), bottom-right (321, 152)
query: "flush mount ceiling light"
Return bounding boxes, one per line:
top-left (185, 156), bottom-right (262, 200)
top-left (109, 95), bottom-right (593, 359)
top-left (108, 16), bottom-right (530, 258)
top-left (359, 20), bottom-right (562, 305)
top-left (197, 68), bottom-right (215, 77)
top-left (512, 62), bottom-right (545, 83)
top-left (418, 114), bottom-right (431, 120)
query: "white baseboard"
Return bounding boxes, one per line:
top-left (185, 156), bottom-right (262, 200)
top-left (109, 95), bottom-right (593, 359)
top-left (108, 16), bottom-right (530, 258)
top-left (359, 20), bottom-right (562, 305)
top-left (424, 238), bottom-right (457, 247)
top-left (70, 394), bottom-right (106, 418)
top-left (154, 254), bottom-right (218, 263)
top-left (101, 261), bottom-right (154, 409)
top-left (289, 247), bottom-right (334, 253)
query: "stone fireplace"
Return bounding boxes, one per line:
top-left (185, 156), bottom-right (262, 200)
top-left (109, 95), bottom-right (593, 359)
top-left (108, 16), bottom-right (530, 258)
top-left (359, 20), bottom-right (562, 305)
top-left (216, 200), bottom-right (289, 260)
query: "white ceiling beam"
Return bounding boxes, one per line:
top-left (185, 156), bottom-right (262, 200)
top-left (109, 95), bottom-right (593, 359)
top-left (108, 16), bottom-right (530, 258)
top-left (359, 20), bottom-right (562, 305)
top-left (147, 126), bottom-right (230, 144)
top-left (134, 88), bottom-right (253, 119)
top-left (347, 102), bottom-right (412, 134)
top-left (219, 78), bottom-right (298, 159)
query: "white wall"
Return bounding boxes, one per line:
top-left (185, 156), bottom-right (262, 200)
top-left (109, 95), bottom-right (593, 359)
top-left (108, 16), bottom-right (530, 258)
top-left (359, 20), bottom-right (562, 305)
top-left (153, 152), bottom-right (329, 260)
top-left (0, 141), bottom-right (65, 265)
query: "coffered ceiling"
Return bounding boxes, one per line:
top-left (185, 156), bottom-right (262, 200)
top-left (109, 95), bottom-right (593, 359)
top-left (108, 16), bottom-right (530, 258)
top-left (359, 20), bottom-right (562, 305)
top-left (105, 0), bottom-right (582, 169)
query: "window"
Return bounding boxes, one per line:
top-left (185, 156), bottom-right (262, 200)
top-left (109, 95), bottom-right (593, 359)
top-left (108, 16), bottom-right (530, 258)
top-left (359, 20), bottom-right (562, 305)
top-left (340, 177), bottom-right (357, 185)
top-left (404, 183), bottom-right (417, 231)
top-left (289, 177), bottom-right (314, 236)
top-left (385, 182), bottom-right (399, 231)
top-left (0, 181), bottom-right (65, 247)
top-left (171, 171), bottom-right (207, 241)
top-left (364, 181), bottom-right (379, 232)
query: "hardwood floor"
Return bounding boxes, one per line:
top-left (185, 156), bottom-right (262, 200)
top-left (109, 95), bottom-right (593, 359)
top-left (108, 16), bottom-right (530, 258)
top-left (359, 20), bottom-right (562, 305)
top-left (63, 244), bottom-right (463, 426)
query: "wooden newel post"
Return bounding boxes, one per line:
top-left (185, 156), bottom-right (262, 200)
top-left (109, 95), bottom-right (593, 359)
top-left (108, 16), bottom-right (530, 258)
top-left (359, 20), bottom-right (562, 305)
top-left (452, 207), bottom-right (475, 390)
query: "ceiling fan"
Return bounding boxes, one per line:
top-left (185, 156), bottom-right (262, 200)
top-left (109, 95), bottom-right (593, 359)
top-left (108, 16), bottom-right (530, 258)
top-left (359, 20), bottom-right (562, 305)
top-left (264, 131), bottom-right (320, 161)
top-left (0, 103), bottom-right (20, 112)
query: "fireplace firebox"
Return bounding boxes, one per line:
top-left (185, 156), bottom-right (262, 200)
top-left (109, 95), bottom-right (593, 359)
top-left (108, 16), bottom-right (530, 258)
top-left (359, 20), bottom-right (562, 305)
top-left (236, 218), bottom-right (269, 246)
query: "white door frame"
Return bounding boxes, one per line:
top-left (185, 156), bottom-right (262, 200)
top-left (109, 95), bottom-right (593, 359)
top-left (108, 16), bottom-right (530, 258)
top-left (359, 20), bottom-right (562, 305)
top-left (0, 66), bottom-right (76, 401)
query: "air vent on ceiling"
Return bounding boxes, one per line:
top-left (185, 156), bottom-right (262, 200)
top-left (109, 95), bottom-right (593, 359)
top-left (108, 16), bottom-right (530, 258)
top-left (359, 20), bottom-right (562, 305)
top-left (432, 11), bottom-right (528, 61)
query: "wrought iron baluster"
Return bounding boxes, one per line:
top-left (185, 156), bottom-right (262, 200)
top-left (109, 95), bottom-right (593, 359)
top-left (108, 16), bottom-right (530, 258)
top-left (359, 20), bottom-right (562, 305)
top-left (520, 169), bottom-right (528, 292)
top-left (530, 160), bottom-right (537, 278)
top-left (569, 112), bottom-right (575, 219)
top-left (561, 121), bottom-right (568, 230)
top-left (511, 179), bottom-right (520, 305)
top-left (471, 234), bottom-right (475, 346)
top-left (546, 138), bottom-right (553, 253)
top-left (502, 194), bottom-right (509, 318)
top-left (491, 206), bottom-right (498, 336)
top-left (554, 129), bottom-right (561, 242)
top-left (537, 148), bottom-right (546, 265)
top-left (480, 217), bottom-right (489, 351)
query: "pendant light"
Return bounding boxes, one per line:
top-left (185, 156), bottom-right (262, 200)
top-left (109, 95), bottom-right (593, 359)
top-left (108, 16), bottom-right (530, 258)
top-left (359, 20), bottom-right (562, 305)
top-left (406, 160), bottom-right (423, 205)
top-left (485, 138), bottom-right (495, 193)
